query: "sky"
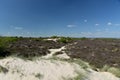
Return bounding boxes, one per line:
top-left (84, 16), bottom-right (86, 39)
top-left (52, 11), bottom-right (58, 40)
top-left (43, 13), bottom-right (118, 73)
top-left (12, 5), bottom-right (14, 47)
top-left (0, 0), bottom-right (120, 37)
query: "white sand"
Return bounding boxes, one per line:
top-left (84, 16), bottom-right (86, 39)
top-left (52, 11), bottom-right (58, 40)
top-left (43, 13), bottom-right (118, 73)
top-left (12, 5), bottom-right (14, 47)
top-left (42, 46), bottom-right (66, 58)
top-left (0, 57), bottom-right (85, 80)
top-left (44, 38), bottom-right (58, 42)
top-left (0, 57), bottom-right (120, 80)
top-left (56, 53), bottom-right (70, 59)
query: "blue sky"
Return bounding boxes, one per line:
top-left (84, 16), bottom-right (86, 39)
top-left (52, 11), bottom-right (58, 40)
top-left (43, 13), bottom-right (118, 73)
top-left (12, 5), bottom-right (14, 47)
top-left (0, 0), bottom-right (120, 37)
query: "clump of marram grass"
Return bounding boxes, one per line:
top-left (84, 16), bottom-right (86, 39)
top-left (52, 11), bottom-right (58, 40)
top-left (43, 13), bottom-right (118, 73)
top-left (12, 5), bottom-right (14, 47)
top-left (63, 58), bottom-right (91, 70)
top-left (0, 65), bottom-right (8, 73)
top-left (73, 74), bottom-right (86, 80)
top-left (62, 75), bottom-right (84, 80)
top-left (62, 72), bottom-right (86, 80)
top-left (48, 57), bottom-right (91, 70)
top-left (101, 65), bottom-right (120, 77)
top-left (73, 59), bottom-right (90, 69)
top-left (107, 67), bottom-right (120, 77)
top-left (101, 65), bottom-right (110, 71)
top-left (35, 73), bottom-right (43, 79)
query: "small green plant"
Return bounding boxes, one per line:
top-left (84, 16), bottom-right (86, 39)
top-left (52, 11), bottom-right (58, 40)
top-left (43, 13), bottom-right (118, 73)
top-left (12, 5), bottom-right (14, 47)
top-left (35, 73), bottom-right (43, 79)
top-left (73, 74), bottom-right (85, 80)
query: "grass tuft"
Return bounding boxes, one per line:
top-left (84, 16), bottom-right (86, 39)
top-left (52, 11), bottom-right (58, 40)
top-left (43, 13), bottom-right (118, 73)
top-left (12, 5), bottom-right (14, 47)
top-left (101, 65), bottom-right (120, 77)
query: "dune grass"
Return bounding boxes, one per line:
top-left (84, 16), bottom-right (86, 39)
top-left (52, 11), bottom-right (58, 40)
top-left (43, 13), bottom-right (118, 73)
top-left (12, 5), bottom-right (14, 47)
top-left (101, 65), bottom-right (120, 78)
top-left (0, 65), bottom-right (8, 73)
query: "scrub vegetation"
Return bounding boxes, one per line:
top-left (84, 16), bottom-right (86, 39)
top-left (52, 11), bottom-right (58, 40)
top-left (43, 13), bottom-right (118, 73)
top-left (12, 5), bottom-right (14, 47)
top-left (0, 36), bottom-right (120, 80)
top-left (0, 36), bottom-right (120, 70)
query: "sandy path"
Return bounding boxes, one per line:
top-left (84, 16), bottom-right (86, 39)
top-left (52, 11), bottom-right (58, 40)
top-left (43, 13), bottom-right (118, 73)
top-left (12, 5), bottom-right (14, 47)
top-left (42, 46), bottom-right (70, 59)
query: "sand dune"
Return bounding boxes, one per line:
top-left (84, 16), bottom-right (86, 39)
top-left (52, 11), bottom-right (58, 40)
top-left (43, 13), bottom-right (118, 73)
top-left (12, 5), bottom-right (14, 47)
top-left (0, 46), bottom-right (120, 80)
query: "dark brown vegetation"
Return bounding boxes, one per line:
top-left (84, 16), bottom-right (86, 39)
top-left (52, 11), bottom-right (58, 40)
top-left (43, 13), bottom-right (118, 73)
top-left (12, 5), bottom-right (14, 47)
top-left (7, 38), bottom-right (67, 58)
top-left (0, 36), bottom-right (73, 58)
top-left (65, 38), bottom-right (120, 68)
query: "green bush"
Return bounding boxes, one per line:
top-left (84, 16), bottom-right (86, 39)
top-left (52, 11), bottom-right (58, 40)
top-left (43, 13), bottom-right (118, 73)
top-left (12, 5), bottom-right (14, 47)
top-left (58, 37), bottom-right (67, 43)
top-left (58, 37), bottom-right (72, 43)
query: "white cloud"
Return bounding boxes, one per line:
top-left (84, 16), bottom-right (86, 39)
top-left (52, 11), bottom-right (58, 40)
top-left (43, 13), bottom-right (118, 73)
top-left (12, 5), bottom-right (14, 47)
top-left (67, 25), bottom-right (76, 28)
top-left (107, 22), bottom-right (112, 26)
top-left (95, 24), bottom-right (99, 26)
top-left (84, 20), bottom-right (87, 22)
top-left (107, 22), bottom-right (120, 26)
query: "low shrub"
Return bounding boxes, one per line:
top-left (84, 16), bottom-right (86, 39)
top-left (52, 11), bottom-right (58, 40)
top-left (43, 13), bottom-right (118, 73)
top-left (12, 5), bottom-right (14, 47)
top-left (58, 37), bottom-right (72, 43)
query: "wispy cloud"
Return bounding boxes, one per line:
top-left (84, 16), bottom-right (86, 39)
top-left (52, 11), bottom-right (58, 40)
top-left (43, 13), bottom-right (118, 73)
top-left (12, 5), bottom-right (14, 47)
top-left (10, 25), bottom-right (23, 30)
top-left (70, 27), bottom-right (120, 37)
top-left (107, 22), bottom-right (112, 26)
top-left (106, 22), bottom-right (120, 27)
top-left (114, 24), bottom-right (120, 26)
top-left (67, 25), bottom-right (76, 28)
top-left (95, 24), bottom-right (99, 26)
top-left (80, 32), bottom-right (93, 36)
top-left (84, 20), bottom-right (87, 22)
